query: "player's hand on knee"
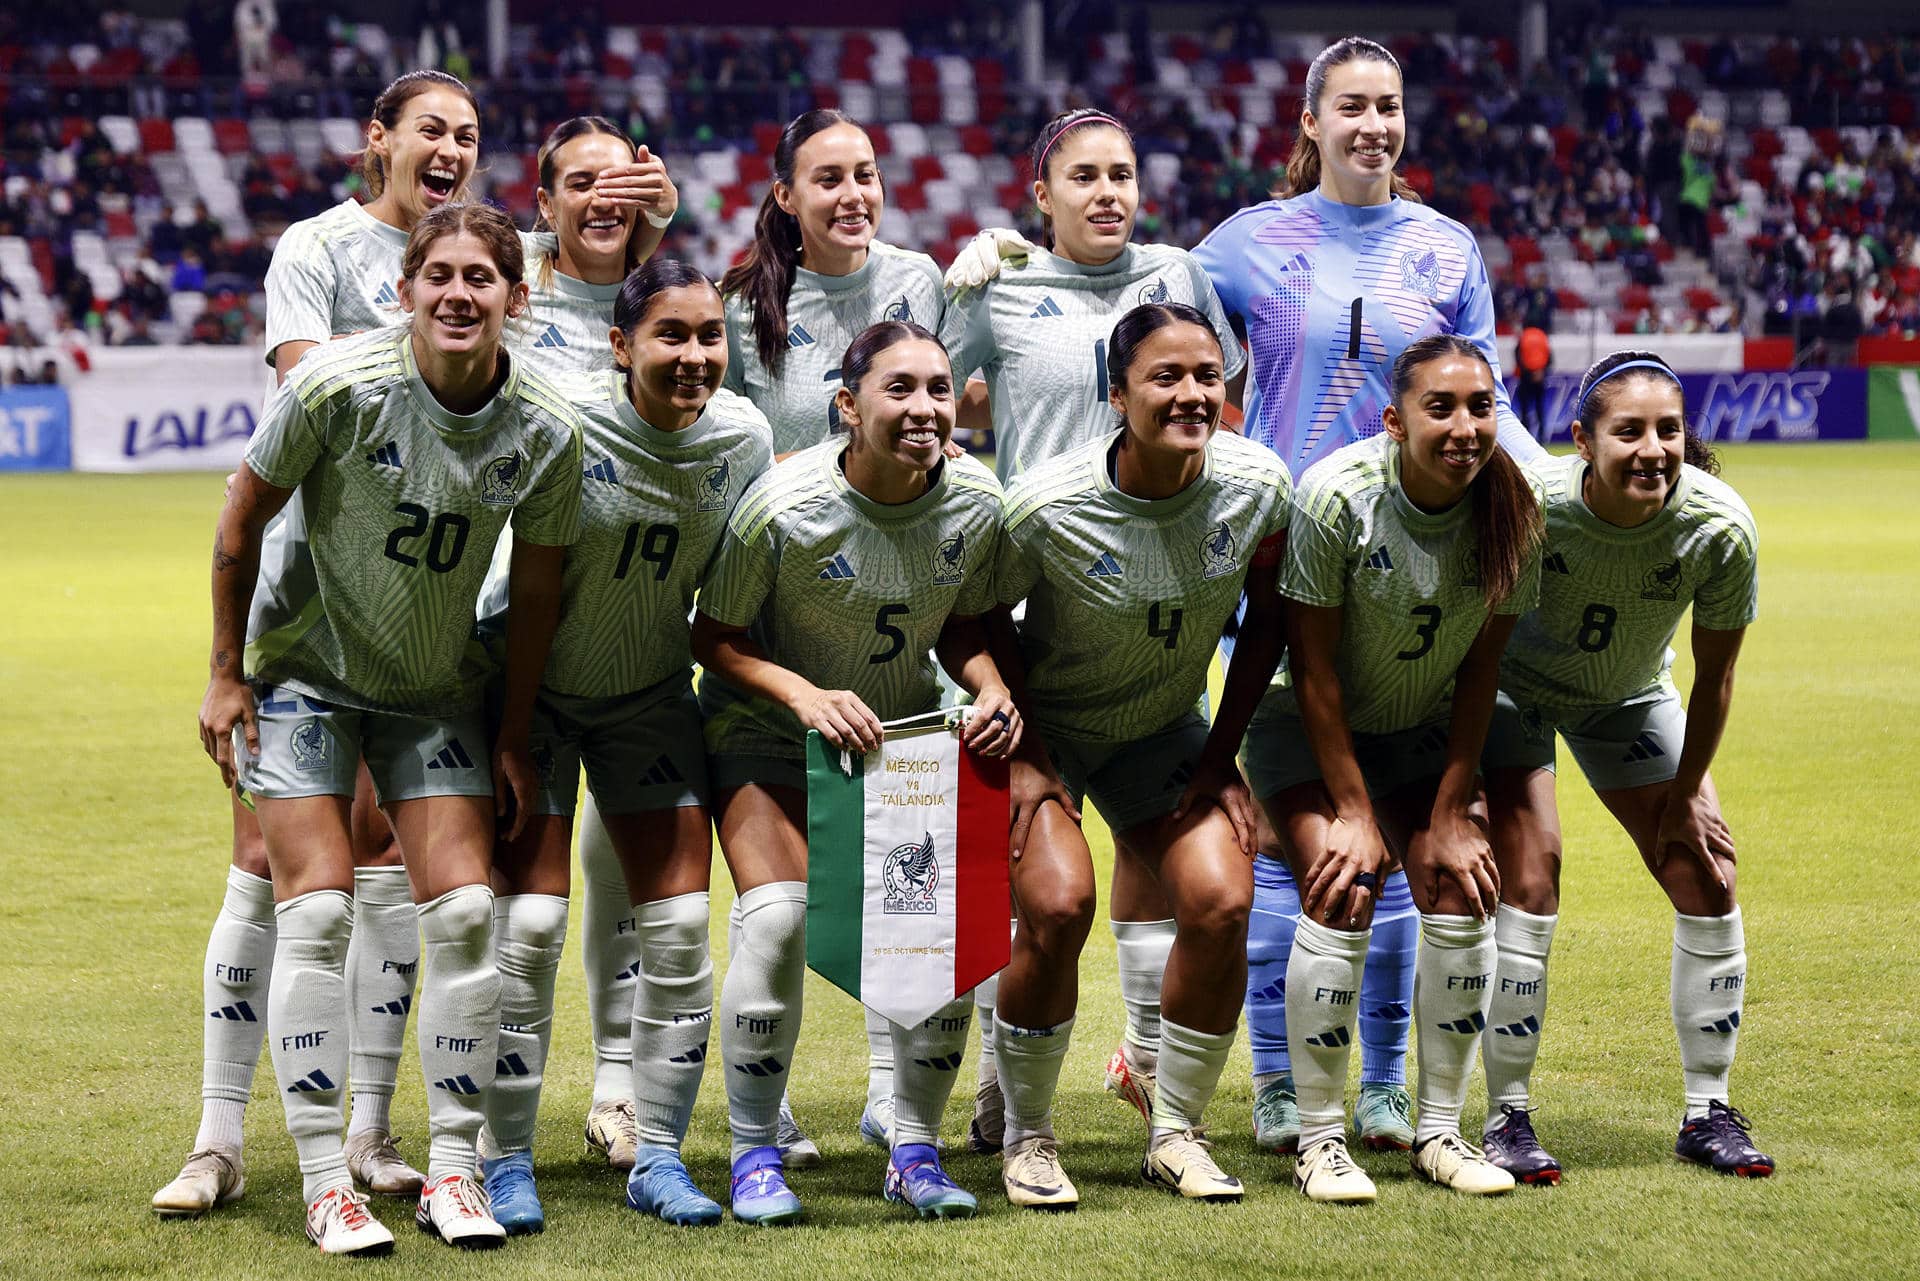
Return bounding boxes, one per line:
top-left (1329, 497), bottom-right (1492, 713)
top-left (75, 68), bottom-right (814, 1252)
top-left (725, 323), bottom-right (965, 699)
top-left (1305, 812), bottom-right (1390, 927)
top-left (1415, 809), bottom-right (1501, 919)
top-left (1171, 751), bottom-right (1257, 855)
top-left (1008, 755), bottom-right (1078, 862)
top-left (1652, 786), bottom-right (1733, 891)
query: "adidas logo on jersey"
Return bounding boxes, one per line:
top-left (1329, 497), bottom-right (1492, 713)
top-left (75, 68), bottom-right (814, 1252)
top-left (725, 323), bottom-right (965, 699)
top-left (373, 282), bottom-right (399, 306)
top-left (1544, 551), bottom-right (1571, 574)
top-left (584, 456), bottom-right (619, 484)
top-left (643, 755), bottom-right (685, 787)
top-left (1030, 296), bottom-right (1064, 319)
top-left (532, 322), bottom-right (568, 349)
top-left (1621, 732), bottom-right (1666, 763)
top-left (818, 552), bottom-right (857, 581)
top-left (787, 323), bottom-right (816, 349)
top-left (1085, 551), bottom-right (1123, 578)
top-left (1365, 547), bottom-right (1395, 571)
top-left (425, 739), bottom-right (476, 771)
top-left (365, 441), bottom-right (403, 469)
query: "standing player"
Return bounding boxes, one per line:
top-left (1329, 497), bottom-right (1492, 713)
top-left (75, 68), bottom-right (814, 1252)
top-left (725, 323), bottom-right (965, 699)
top-left (476, 260), bottom-right (773, 1233)
top-left (197, 203), bottom-right (583, 1252)
top-left (1242, 337), bottom-right (1540, 1204)
top-left (1191, 36), bottom-right (1549, 1157)
top-left (987, 303), bottom-right (1291, 1210)
top-left (1479, 351), bottom-right (1770, 1182)
top-left (691, 321), bottom-right (1017, 1223)
top-left (155, 68), bottom-right (481, 1217)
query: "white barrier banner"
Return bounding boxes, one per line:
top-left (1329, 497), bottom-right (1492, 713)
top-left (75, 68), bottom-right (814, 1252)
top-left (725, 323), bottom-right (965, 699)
top-left (69, 347), bottom-right (269, 473)
top-left (1497, 331), bottom-right (1744, 376)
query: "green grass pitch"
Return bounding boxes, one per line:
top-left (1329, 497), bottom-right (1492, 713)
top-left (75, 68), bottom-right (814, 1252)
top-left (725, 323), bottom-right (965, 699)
top-left (2, 445), bottom-right (1916, 1279)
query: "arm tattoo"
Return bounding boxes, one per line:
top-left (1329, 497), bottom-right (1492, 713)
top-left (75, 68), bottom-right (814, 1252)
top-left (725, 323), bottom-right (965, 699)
top-left (213, 528), bottom-right (240, 572)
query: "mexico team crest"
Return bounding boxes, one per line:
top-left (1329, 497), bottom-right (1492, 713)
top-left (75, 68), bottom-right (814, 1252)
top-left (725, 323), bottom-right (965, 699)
top-left (481, 453), bottom-right (523, 505)
top-left (290, 719), bottom-right (332, 772)
top-left (883, 295), bottom-right (914, 323)
top-left (1199, 520), bottom-right (1237, 578)
top-left (932, 530), bottom-right (967, 585)
top-left (1641, 560), bottom-right (1683, 600)
top-left (883, 831), bottom-right (940, 914)
top-left (1138, 276), bottom-right (1171, 305)
top-left (1400, 249), bottom-right (1443, 298)
top-left (698, 457), bottom-right (732, 511)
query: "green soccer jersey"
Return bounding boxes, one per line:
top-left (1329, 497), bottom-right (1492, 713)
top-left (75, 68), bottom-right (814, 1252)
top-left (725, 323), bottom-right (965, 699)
top-left (516, 233), bottom-right (623, 378)
top-left (997, 429), bottom-right (1290, 741)
top-left (1277, 433), bottom-right (1541, 734)
top-left (697, 441), bottom-right (1003, 754)
top-left (1503, 455), bottom-right (1758, 709)
top-left (262, 199), bottom-right (410, 367)
top-left (244, 326), bottom-right (584, 715)
top-left (723, 241), bottom-right (947, 455)
top-left (940, 243), bottom-right (1247, 483)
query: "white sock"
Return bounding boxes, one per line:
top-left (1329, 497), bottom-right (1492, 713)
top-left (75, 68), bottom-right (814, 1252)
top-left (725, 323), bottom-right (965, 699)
top-left (1673, 908), bottom-right (1746, 1119)
top-left (1286, 918), bottom-right (1369, 1149)
top-left (578, 793), bottom-right (641, 1110)
top-left (719, 882), bottom-right (807, 1160)
top-left (1483, 904), bottom-right (1556, 1132)
top-left (415, 885), bottom-right (499, 1180)
top-left (891, 998), bottom-right (971, 1146)
top-left (1149, 1019), bottom-right (1236, 1136)
top-left (485, 893), bottom-right (569, 1157)
top-left (1112, 918), bottom-right (1174, 1059)
top-left (269, 890), bottom-right (354, 1202)
top-left (630, 892), bottom-right (713, 1151)
top-left (346, 865), bottom-right (417, 1139)
top-left (865, 1007), bottom-right (895, 1119)
top-left (994, 1014), bottom-right (1074, 1147)
top-left (973, 971), bottom-right (1000, 1094)
top-left (197, 866), bottom-right (275, 1153)
top-left (1413, 914), bottom-right (1497, 1145)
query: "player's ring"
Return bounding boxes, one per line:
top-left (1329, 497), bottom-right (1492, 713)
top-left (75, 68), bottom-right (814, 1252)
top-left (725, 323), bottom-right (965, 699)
top-left (1353, 872), bottom-right (1379, 890)
top-left (990, 710), bottom-right (1011, 728)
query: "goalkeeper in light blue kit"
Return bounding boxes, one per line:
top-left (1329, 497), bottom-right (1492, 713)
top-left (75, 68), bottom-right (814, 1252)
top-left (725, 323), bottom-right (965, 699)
top-left (1190, 35), bottom-right (1549, 1158)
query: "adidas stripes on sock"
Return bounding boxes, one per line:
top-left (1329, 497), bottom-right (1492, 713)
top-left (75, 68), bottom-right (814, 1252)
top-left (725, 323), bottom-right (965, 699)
top-left (1412, 914), bottom-right (1497, 1145)
top-left (890, 998), bottom-right (972, 1147)
top-left (416, 884), bottom-right (499, 1181)
top-left (269, 889), bottom-right (354, 1203)
top-left (198, 866), bottom-right (275, 1153)
top-left (1483, 904), bottom-right (1556, 1131)
top-left (1245, 854), bottom-right (1299, 1082)
top-left (995, 1014), bottom-right (1074, 1149)
top-left (484, 893), bottom-right (569, 1157)
top-left (1672, 907), bottom-right (1746, 1119)
top-left (579, 793), bottom-right (642, 1110)
top-left (346, 865), bottom-right (417, 1140)
top-left (1112, 918), bottom-right (1174, 1060)
top-left (1359, 871), bottom-right (1417, 1088)
top-left (865, 1007), bottom-right (895, 1119)
top-left (1286, 918), bottom-right (1369, 1149)
top-left (1150, 1019), bottom-right (1237, 1135)
top-left (719, 882), bottom-right (807, 1160)
top-left (630, 892), bottom-right (713, 1150)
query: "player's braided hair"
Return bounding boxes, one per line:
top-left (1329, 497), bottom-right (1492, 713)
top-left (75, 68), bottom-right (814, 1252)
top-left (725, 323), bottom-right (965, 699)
top-left (1278, 37), bottom-right (1421, 204)
top-left (1575, 349), bottom-right (1719, 474)
top-left (1028, 109), bottom-right (1135, 250)
top-left (720, 109), bottom-right (872, 379)
top-left (1390, 335), bottom-right (1543, 610)
top-left (360, 69), bottom-right (478, 201)
top-left (532, 116), bottom-right (642, 293)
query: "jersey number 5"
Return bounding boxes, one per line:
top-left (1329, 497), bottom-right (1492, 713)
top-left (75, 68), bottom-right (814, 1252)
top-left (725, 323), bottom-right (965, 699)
top-left (871, 603), bottom-right (909, 664)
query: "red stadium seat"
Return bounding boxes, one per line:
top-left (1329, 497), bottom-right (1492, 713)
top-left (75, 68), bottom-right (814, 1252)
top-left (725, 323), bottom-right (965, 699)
top-left (959, 125), bottom-right (994, 157)
top-left (138, 117), bottom-right (175, 153)
top-left (866, 123), bottom-right (891, 156)
top-left (911, 154), bottom-right (944, 185)
top-left (737, 152), bottom-right (771, 185)
top-left (946, 213), bottom-right (979, 241)
top-left (213, 119), bottom-right (252, 154)
top-left (753, 122), bottom-right (783, 158)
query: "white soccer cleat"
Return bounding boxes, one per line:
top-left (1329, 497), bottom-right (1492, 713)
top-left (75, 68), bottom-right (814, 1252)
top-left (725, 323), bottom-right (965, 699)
top-left (152, 1145), bottom-right (246, 1218)
top-left (776, 1095), bottom-right (821, 1169)
top-left (1103, 1042), bottom-right (1156, 1129)
top-left (1001, 1135), bottom-right (1079, 1212)
top-left (304, 1186), bottom-right (395, 1257)
top-left (585, 1099), bottom-right (638, 1171)
top-left (1294, 1136), bottom-right (1378, 1204)
top-left (1143, 1129), bottom-right (1244, 1202)
top-left (345, 1129), bottom-right (425, 1196)
top-left (1411, 1132), bottom-right (1516, 1196)
top-left (415, 1172), bottom-right (507, 1249)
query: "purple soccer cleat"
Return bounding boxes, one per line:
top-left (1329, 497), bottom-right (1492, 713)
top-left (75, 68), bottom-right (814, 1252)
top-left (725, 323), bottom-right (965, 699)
top-left (1482, 1105), bottom-right (1562, 1186)
top-left (1676, 1101), bottom-right (1774, 1178)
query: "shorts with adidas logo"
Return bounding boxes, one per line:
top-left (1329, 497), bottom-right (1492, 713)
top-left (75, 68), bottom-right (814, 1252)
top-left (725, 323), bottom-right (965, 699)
top-left (514, 671), bottom-right (707, 816)
top-left (1044, 710), bottom-right (1208, 835)
top-left (1483, 684), bottom-right (1687, 792)
top-left (238, 682), bottom-right (492, 803)
top-left (1240, 687), bottom-right (1454, 803)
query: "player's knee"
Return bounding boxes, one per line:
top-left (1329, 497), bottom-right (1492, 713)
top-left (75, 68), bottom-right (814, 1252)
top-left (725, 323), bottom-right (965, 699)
top-left (1020, 878), bottom-right (1095, 949)
top-left (737, 883), bottom-right (808, 971)
top-left (639, 892), bottom-right (712, 980)
top-left (1502, 848), bottom-right (1562, 915)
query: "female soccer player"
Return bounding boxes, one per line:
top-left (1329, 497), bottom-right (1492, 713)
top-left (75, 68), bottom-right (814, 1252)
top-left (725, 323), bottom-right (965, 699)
top-left (197, 203), bottom-right (583, 1253)
top-left (1241, 336), bottom-right (1540, 1204)
top-left (691, 321), bottom-right (1016, 1223)
top-left (1190, 36), bottom-right (1549, 1157)
top-left (156, 68), bottom-right (483, 1217)
top-left (1478, 350), bottom-right (1769, 1182)
top-left (476, 260), bottom-right (773, 1232)
top-left (987, 302), bottom-right (1291, 1209)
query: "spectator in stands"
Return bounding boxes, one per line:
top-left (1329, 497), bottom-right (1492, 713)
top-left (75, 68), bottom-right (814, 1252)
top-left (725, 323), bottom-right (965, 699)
top-left (172, 250), bottom-right (208, 294)
top-left (1516, 324), bottom-right (1552, 443)
top-left (1678, 116), bottom-right (1721, 258)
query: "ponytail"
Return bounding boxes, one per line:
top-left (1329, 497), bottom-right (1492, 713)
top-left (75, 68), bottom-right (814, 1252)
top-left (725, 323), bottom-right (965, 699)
top-left (1275, 36), bottom-right (1421, 204)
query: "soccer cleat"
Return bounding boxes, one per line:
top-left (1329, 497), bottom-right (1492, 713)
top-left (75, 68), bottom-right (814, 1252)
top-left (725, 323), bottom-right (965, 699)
top-left (152, 1145), bottom-right (246, 1218)
top-left (305, 1186), bottom-right (395, 1256)
top-left (344, 1128), bottom-right (426, 1196)
top-left (859, 1098), bottom-right (894, 1149)
top-left (885, 1143), bottom-right (978, 1219)
top-left (1482, 1105), bottom-right (1563, 1186)
top-left (1353, 1083), bottom-right (1416, 1151)
top-left (1142, 1129), bottom-right (1244, 1202)
top-left (626, 1147), bottom-right (723, 1227)
top-left (1294, 1136), bottom-right (1377, 1204)
top-left (1412, 1132), bottom-right (1517, 1195)
top-left (1103, 1042), bottom-right (1156, 1128)
top-left (775, 1095), bottom-right (821, 1169)
top-left (968, 1076), bottom-right (1005, 1154)
top-left (1252, 1076), bottom-right (1301, 1155)
top-left (1675, 1101), bottom-right (1774, 1178)
top-left (415, 1172), bottom-right (507, 1249)
top-left (730, 1147), bottom-right (803, 1225)
top-left (480, 1151), bottom-right (544, 1235)
top-left (1001, 1135), bottom-right (1079, 1211)
top-left (585, 1099), bottom-right (638, 1171)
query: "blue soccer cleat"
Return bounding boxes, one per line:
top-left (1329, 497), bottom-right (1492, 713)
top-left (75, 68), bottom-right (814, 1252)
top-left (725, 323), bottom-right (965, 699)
top-left (1676, 1101), bottom-right (1774, 1178)
top-left (730, 1146), bottom-right (804, 1225)
top-left (626, 1146), bottom-right (722, 1227)
top-left (859, 1100), bottom-right (894, 1149)
top-left (884, 1143), bottom-right (978, 1220)
top-left (480, 1151), bottom-right (544, 1235)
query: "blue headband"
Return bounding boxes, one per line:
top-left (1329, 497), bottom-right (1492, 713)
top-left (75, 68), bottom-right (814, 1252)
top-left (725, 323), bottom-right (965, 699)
top-left (1579, 359), bottom-right (1681, 417)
